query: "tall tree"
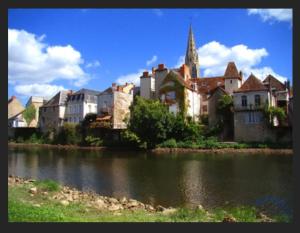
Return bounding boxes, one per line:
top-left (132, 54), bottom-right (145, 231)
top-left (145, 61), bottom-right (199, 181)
top-left (23, 104), bottom-right (36, 126)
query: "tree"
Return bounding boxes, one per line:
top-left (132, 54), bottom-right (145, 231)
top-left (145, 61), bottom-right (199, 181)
top-left (263, 106), bottom-right (286, 127)
top-left (23, 104), bottom-right (36, 126)
top-left (217, 94), bottom-right (233, 120)
top-left (128, 96), bottom-right (175, 149)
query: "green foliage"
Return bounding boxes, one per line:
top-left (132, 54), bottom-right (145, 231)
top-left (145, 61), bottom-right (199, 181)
top-left (34, 179), bottom-right (60, 192)
top-left (85, 136), bottom-right (103, 147)
top-left (128, 96), bottom-right (175, 148)
top-left (120, 130), bottom-right (141, 148)
top-left (158, 72), bottom-right (188, 117)
top-left (263, 106), bottom-right (286, 126)
top-left (217, 94), bottom-right (233, 124)
top-left (200, 114), bottom-right (208, 125)
top-left (158, 138), bottom-right (177, 148)
top-left (8, 179), bottom-right (291, 222)
top-left (23, 104), bottom-right (36, 126)
top-left (54, 123), bottom-right (81, 145)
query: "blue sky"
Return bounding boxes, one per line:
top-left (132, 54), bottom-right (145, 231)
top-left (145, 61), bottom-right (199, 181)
top-left (8, 9), bottom-right (292, 104)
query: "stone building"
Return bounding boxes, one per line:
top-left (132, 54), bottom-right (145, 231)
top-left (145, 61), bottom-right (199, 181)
top-left (97, 83), bottom-right (134, 129)
top-left (25, 96), bottom-right (46, 127)
top-left (8, 96), bottom-right (25, 127)
top-left (65, 88), bottom-right (101, 124)
top-left (233, 74), bottom-right (290, 142)
top-left (39, 90), bottom-right (72, 132)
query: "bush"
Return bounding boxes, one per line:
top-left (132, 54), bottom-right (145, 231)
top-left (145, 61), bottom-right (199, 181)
top-left (120, 130), bottom-right (141, 148)
top-left (85, 135), bottom-right (103, 147)
top-left (54, 123), bottom-right (81, 145)
top-left (159, 139), bottom-right (177, 148)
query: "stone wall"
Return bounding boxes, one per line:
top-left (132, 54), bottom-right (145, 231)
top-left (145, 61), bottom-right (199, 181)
top-left (112, 92), bottom-right (133, 129)
top-left (234, 111), bottom-right (292, 143)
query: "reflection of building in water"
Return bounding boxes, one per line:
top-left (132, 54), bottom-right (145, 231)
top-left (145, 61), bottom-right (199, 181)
top-left (110, 158), bottom-right (131, 198)
top-left (26, 154), bottom-right (39, 178)
top-left (56, 157), bottom-right (65, 184)
top-left (180, 161), bottom-right (204, 207)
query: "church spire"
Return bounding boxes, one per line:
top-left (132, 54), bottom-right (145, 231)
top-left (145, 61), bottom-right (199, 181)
top-left (185, 24), bottom-right (200, 78)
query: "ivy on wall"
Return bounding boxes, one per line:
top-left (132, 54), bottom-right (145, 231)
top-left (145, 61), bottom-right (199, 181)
top-left (158, 72), bottom-right (189, 118)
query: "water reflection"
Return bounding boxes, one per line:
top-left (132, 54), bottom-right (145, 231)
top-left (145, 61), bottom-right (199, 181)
top-left (8, 146), bottom-right (293, 213)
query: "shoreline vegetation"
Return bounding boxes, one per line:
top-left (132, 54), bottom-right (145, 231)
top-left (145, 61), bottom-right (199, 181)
top-left (8, 142), bottom-right (293, 155)
top-left (8, 176), bottom-right (291, 222)
top-left (9, 97), bottom-right (292, 152)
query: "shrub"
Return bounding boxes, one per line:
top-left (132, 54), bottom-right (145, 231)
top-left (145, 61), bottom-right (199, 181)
top-left (54, 123), bottom-right (81, 145)
top-left (85, 135), bottom-right (103, 147)
top-left (120, 130), bottom-right (141, 148)
top-left (159, 139), bottom-right (177, 148)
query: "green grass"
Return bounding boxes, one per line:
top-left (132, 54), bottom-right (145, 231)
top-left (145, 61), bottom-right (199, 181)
top-left (8, 180), bottom-right (292, 222)
top-left (33, 179), bottom-right (60, 192)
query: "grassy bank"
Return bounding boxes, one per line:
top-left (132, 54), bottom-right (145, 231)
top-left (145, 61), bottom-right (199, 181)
top-left (8, 142), bottom-right (293, 155)
top-left (8, 177), bottom-right (291, 222)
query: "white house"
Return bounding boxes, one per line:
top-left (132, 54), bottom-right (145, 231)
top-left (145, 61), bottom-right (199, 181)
top-left (65, 88), bottom-right (101, 124)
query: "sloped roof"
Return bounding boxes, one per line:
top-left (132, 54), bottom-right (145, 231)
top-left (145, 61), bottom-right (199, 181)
top-left (164, 70), bottom-right (194, 90)
top-left (234, 74), bottom-right (268, 93)
top-left (73, 88), bottom-right (101, 96)
top-left (191, 76), bottom-right (225, 94)
top-left (42, 90), bottom-right (70, 107)
top-left (207, 86), bottom-right (229, 100)
top-left (224, 62), bottom-right (241, 79)
top-left (263, 75), bottom-right (286, 91)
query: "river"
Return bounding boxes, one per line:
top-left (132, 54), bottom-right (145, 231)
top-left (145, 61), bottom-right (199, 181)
top-left (8, 145), bottom-right (293, 216)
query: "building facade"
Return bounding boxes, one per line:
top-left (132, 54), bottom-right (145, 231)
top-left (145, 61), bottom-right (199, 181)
top-left (233, 74), bottom-right (290, 142)
top-left (97, 83), bottom-right (134, 129)
top-left (8, 96), bottom-right (25, 127)
top-left (39, 90), bottom-right (71, 132)
top-left (65, 89), bottom-right (100, 124)
top-left (25, 96), bottom-right (46, 127)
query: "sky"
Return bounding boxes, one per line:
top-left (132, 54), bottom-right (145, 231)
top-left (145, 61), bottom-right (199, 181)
top-left (8, 8), bottom-right (293, 104)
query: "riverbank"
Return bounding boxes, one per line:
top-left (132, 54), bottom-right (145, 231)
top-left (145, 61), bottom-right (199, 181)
top-left (8, 142), bottom-right (293, 155)
top-left (8, 176), bottom-right (290, 222)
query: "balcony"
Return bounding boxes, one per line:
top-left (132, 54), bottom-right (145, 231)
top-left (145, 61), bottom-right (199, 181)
top-left (234, 104), bottom-right (265, 111)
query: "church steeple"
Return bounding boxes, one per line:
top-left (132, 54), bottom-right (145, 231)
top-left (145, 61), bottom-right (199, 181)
top-left (185, 24), bottom-right (200, 78)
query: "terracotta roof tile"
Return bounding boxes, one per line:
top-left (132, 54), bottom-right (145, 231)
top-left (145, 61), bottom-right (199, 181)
top-left (191, 76), bottom-right (225, 94)
top-left (224, 62), bottom-right (242, 80)
top-left (263, 75), bottom-right (286, 91)
top-left (235, 74), bottom-right (268, 93)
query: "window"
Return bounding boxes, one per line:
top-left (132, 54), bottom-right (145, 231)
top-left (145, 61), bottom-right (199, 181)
top-left (241, 96), bottom-right (247, 107)
top-left (255, 95), bottom-right (261, 106)
top-left (245, 111), bottom-right (262, 124)
top-left (43, 108), bottom-right (46, 112)
top-left (166, 91), bottom-right (176, 100)
top-left (230, 80), bottom-right (232, 84)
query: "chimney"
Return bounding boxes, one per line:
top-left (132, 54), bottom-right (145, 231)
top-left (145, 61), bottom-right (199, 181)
top-left (143, 71), bottom-right (149, 77)
top-left (158, 64), bottom-right (165, 70)
top-left (112, 83), bottom-right (117, 91)
top-left (11, 95), bottom-right (16, 100)
top-left (152, 67), bottom-right (156, 76)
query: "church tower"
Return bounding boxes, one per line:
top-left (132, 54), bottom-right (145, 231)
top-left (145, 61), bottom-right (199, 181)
top-left (185, 25), bottom-right (200, 78)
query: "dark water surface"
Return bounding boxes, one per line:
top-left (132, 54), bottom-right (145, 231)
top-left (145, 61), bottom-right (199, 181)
top-left (8, 146), bottom-right (293, 215)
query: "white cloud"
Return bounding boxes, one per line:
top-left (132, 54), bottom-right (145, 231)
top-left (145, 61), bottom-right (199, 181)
top-left (14, 84), bottom-right (66, 98)
top-left (85, 60), bottom-right (100, 68)
top-left (175, 40), bottom-right (288, 82)
top-left (146, 55), bottom-right (158, 66)
top-left (153, 9), bottom-right (163, 17)
top-left (248, 9), bottom-right (292, 24)
top-left (250, 67), bottom-right (287, 83)
top-left (8, 28), bottom-right (89, 87)
top-left (115, 69), bottom-right (149, 86)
